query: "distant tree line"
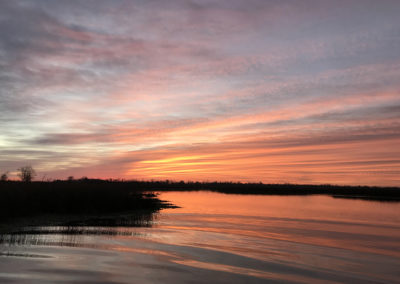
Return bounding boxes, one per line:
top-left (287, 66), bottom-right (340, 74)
top-left (1, 166), bottom-right (36, 182)
top-left (1, 168), bottom-right (399, 201)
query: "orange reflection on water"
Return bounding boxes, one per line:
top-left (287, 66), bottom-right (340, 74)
top-left (158, 191), bottom-right (400, 258)
top-left (160, 191), bottom-right (399, 222)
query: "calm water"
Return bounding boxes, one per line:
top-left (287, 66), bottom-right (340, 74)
top-left (1, 192), bottom-right (400, 283)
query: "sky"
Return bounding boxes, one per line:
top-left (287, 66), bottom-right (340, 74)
top-left (1, 0), bottom-right (400, 186)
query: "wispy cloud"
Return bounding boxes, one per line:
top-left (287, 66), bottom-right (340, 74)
top-left (1, 0), bottom-right (399, 185)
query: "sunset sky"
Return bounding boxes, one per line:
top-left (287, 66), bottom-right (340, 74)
top-left (1, 0), bottom-right (399, 186)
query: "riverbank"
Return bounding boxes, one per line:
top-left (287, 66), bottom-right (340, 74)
top-left (0, 180), bottom-right (174, 224)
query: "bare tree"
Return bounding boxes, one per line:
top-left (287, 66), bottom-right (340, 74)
top-left (1, 172), bottom-right (8, 181)
top-left (17, 166), bottom-right (36, 182)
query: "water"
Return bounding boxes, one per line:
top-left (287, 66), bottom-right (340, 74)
top-left (1, 191), bottom-right (399, 283)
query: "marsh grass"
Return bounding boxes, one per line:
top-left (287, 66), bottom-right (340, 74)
top-left (0, 180), bottom-right (172, 222)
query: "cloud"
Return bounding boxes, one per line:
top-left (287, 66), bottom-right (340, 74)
top-left (1, 0), bottom-right (400, 185)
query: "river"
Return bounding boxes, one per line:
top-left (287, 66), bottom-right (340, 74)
top-left (1, 191), bottom-right (400, 283)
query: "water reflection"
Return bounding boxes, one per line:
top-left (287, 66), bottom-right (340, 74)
top-left (0, 211), bottom-right (158, 248)
top-left (158, 192), bottom-right (400, 258)
top-left (1, 192), bottom-right (400, 284)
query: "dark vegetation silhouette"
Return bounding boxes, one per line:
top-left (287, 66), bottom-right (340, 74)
top-left (0, 179), bottom-right (174, 222)
top-left (17, 166), bottom-right (36, 182)
top-left (0, 172), bottom-right (7, 182)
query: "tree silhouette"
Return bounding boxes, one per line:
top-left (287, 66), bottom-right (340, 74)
top-left (0, 172), bottom-right (8, 181)
top-left (17, 166), bottom-right (36, 182)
